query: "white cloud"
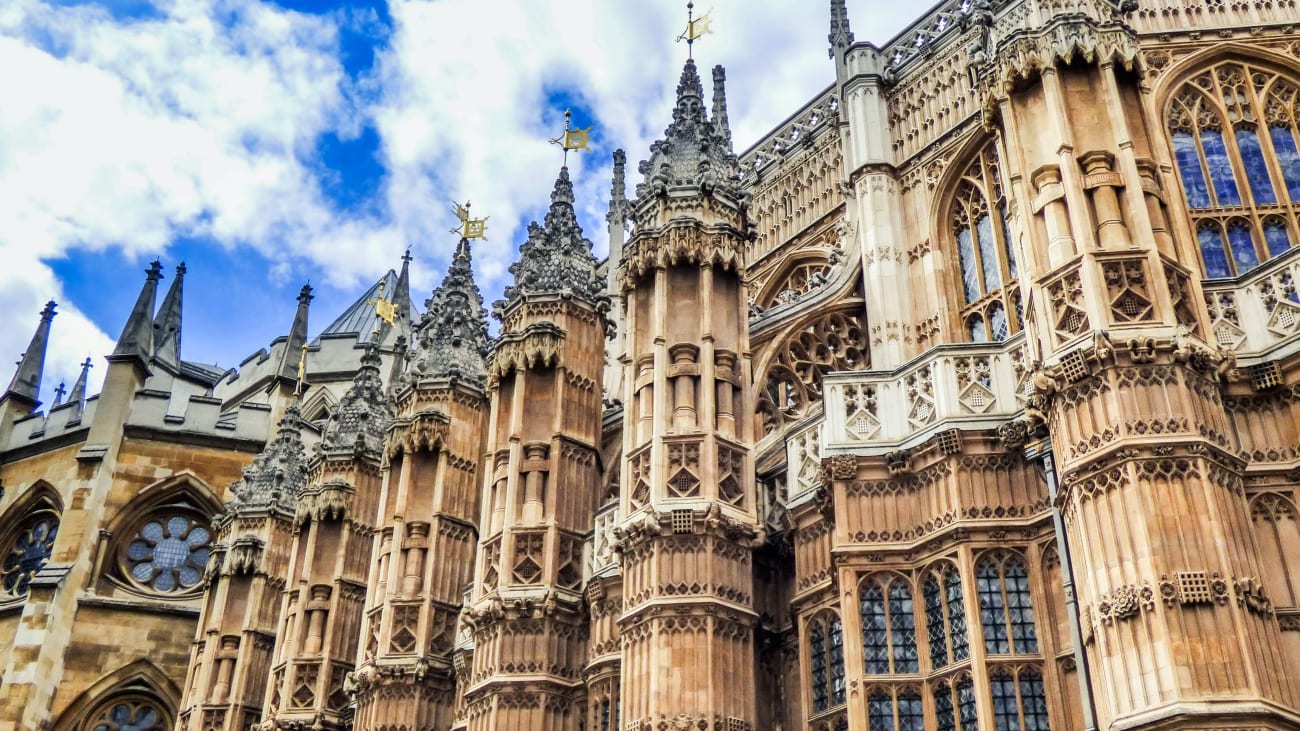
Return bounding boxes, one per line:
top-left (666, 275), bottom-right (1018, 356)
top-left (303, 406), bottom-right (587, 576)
top-left (0, 0), bottom-right (918, 406)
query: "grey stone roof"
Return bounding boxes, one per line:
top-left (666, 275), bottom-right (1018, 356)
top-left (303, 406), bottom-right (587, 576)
top-left (313, 271), bottom-right (400, 344)
top-left (405, 238), bottom-right (489, 386)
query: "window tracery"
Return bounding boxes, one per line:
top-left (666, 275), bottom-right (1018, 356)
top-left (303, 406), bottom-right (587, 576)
top-left (860, 575), bottom-right (919, 675)
top-left (976, 552), bottom-right (1039, 655)
top-left (933, 674), bottom-right (979, 731)
top-left (1169, 60), bottom-right (1300, 277)
top-left (949, 142), bottom-right (1020, 342)
top-left (83, 695), bottom-right (170, 731)
top-left (757, 308), bottom-right (868, 435)
top-left (923, 563), bottom-right (970, 669)
top-left (1, 506), bottom-right (59, 599)
top-left (866, 685), bottom-right (924, 731)
top-left (807, 611), bottom-right (847, 713)
top-left (115, 510), bottom-right (213, 595)
top-left (988, 665), bottom-right (1050, 731)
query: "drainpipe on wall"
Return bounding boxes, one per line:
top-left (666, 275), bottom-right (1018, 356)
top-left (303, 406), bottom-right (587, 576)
top-left (1025, 437), bottom-right (1099, 731)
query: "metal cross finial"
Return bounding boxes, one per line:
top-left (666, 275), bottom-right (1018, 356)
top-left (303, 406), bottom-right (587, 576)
top-left (687, 2), bottom-right (695, 59)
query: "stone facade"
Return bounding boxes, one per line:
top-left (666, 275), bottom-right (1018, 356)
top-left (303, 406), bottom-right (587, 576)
top-left (5, 2), bottom-right (1300, 730)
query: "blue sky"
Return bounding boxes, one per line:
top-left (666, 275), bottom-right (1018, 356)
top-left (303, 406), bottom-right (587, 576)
top-left (0, 0), bottom-right (917, 404)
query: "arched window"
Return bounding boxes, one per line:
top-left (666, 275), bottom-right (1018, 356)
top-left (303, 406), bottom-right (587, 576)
top-left (976, 553), bottom-right (1039, 655)
top-left (861, 576), bottom-right (919, 675)
top-left (1, 504), bottom-right (59, 599)
top-left (1169, 60), bottom-right (1300, 277)
top-left (113, 506), bottom-right (214, 596)
top-left (923, 563), bottom-right (970, 669)
top-left (950, 143), bottom-right (1021, 342)
top-left (934, 674), bottom-right (979, 731)
top-left (989, 665), bottom-right (1051, 731)
top-left (866, 685), bottom-right (924, 731)
top-left (82, 695), bottom-right (170, 731)
top-left (808, 611), bottom-right (847, 713)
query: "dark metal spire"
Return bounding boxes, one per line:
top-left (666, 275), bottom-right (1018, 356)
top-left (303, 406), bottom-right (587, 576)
top-left (153, 262), bottom-right (185, 369)
top-left (4, 300), bottom-right (57, 407)
top-left (829, 0), bottom-right (855, 59)
top-left (712, 65), bottom-right (732, 150)
top-left (277, 285), bottom-right (313, 384)
top-left (110, 260), bottom-right (162, 372)
top-left (499, 167), bottom-right (604, 312)
top-left (317, 337), bottom-right (393, 457)
top-left (377, 251), bottom-right (413, 345)
top-left (51, 382), bottom-right (66, 408)
top-left (407, 238), bottom-right (490, 385)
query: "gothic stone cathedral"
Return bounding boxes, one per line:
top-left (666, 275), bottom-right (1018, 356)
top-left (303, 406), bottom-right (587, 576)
top-left (4, 1), bottom-right (1300, 730)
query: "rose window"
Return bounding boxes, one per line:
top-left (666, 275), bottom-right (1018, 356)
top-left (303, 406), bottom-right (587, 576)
top-left (1, 516), bottom-right (58, 597)
top-left (122, 515), bottom-right (212, 593)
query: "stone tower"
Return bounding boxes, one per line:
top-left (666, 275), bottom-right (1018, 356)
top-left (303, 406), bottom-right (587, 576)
top-left (613, 57), bottom-right (762, 730)
top-left (460, 167), bottom-right (608, 729)
top-left (351, 237), bottom-right (491, 731)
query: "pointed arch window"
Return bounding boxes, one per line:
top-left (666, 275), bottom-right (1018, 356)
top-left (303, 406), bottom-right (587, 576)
top-left (1168, 61), bottom-right (1300, 276)
top-left (0, 494), bottom-right (60, 599)
top-left (934, 674), bottom-right (979, 731)
top-left (866, 685), bottom-right (925, 731)
top-left (976, 553), bottom-right (1039, 655)
top-left (808, 611), bottom-right (847, 713)
top-left (949, 142), bottom-right (1021, 341)
top-left (989, 665), bottom-right (1051, 731)
top-left (861, 575), bottom-right (920, 675)
top-left (923, 563), bottom-right (970, 669)
top-left (83, 695), bottom-right (170, 731)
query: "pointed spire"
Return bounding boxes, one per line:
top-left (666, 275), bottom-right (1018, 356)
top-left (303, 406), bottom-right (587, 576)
top-left (277, 285), bottom-right (313, 383)
top-left (500, 167), bottom-right (605, 311)
top-left (634, 58), bottom-right (740, 202)
top-left (829, 0), bottom-right (854, 59)
top-left (376, 252), bottom-right (413, 345)
top-left (226, 402), bottom-right (309, 516)
top-left (110, 260), bottom-right (163, 372)
top-left (407, 238), bottom-right (490, 386)
top-left (153, 262), bottom-right (185, 369)
top-left (4, 300), bottom-right (57, 407)
top-left (68, 357), bottom-right (92, 419)
top-left (712, 65), bottom-right (732, 149)
top-left (317, 337), bottom-right (393, 457)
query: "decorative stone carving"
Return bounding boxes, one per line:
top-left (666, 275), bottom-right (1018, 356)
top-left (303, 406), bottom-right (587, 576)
top-left (404, 237), bottom-right (490, 386)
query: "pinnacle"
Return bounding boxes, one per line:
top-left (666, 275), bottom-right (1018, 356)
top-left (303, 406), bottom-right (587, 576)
top-left (227, 401), bottom-right (309, 516)
top-left (407, 237), bottom-right (490, 385)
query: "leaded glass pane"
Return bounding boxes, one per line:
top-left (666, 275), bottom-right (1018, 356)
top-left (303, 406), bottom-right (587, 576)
top-left (862, 586), bottom-right (890, 674)
top-left (868, 695), bottom-right (895, 731)
top-left (1236, 127), bottom-right (1277, 204)
top-left (1197, 223), bottom-right (1232, 278)
top-left (1005, 558), bottom-right (1039, 654)
top-left (989, 303), bottom-right (1009, 342)
top-left (600, 699), bottom-right (611, 731)
top-left (1201, 129), bottom-right (1242, 205)
top-left (1020, 670), bottom-right (1051, 731)
top-left (829, 618), bottom-right (846, 706)
top-left (977, 560), bottom-right (1010, 655)
top-left (968, 314), bottom-right (987, 343)
top-left (1173, 131), bottom-right (1212, 208)
top-left (924, 577), bottom-right (948, 669)
top-left (1226, 220), bottom-right (1260, 273)
top-left (897, 690), bottom-right (924, 731)
top-left (947, 571), bottom-right (970, 662)
top-left (91, 700), bottom-right (167, 731)
top-left (935, 683), bottom-right (956, 731)
top-left (2, 517), bottom-right (58, 597)
top-left (1264, 218), bottom-right (1291, 257)
top-left (811, 623), bottom-right (828, 712)
top-left (990, 675), bottom-right (1020, 731)
top-left (957, 225), bottom-right (981, 304)
top-left (1270, 126), bottom-right (1300, 202)
top-left (976, 214), bottom-right (1001, 293)
top-left (889, 582), bottom-right (919, 673)
top-left (957, 677), bottom-right (979, 731)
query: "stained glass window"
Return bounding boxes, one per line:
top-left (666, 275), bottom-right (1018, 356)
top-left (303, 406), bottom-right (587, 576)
top-left (935, 681), bottom-right (956, 731)
top-left (89, 698), bottom-right (168, 731)
top-left (861, 577), bottom-right (919, 675)
top-left (897, 689), bottom-right (924, 731)
top-left (862, 585), bottom-right (890, 674)
top-left (2, 514), bottom-right (58, 598)
top-left (811, 623), bottom-right (828, 712)
top-left (948, 569), bottom-right (970, 662)
top-left (957, 676), bottom-right (979, 731)
top-left (924, 577), bottom-right (948, 669)
top-left (121, 514), bottom-right (212, 594)
top-left (599, 699), bottom-right (611, 731)
top-left (977, 553), bottom-right (1039, 655)
top-left (951, 143), bottom-right (1021, 342)
top-left (1169, 62), bottom-right (1300, 275)
top-left (867, 692), bottom-right (894, 731)
top-left (889, 583), bottom-right (919, 673)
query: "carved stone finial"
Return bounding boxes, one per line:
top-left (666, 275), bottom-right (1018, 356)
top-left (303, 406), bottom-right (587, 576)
top-left (828, 0), bottom-right (854, 59)
top-left (406, 237), bottom-right (490, 385)
top-left (499, 167), bottom-right (604, 312)
top-left (318, 338), bottom-right (393, 457)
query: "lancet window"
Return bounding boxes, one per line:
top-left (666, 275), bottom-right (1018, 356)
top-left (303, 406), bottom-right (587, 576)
top-left (950, 143), bottom-right (1020, 342)
top-left (1168, 60), bottom-right (1300, 277)
top-left (922, 563), bottom-right (970, 669)
top-left (989, 665), bottom-right (1051, 731)
top-left (808, 611), bottom-right (847, 713)
top-left (976, 552), bottom-right (1039, 655)
top-left (860, 575), bottom-right (919, 675)
top-left (866, 685), bottom-right (924, 731)
top-left (933, 674), bottom-right (979, 731)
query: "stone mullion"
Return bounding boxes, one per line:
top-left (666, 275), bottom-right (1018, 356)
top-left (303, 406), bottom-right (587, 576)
top-left (838, 565), bottom-right (867, 731)
top-left (1039, 68), bottom-right (1097, 254)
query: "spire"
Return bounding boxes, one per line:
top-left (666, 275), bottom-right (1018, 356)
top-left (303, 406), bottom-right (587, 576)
top-left (110, 260), bottom-right (163, 371)
top-left (51, 382), bottom-right (66, 408)
top-left (4, 300), bottom-right (57, 407)
top-left (607, 148), bottom-right (628, 226)
top-left (68, 357), bottom-right (92, 420)
top-left (407, 238), bottom-right (490, 386)
top-left (375, 252), bottom-right (413, 345)
top-left (712, 65), bottom-right (732, 149)
top-left (500, 167), bottom-right (605, 311)
top-left (317, 337), bottom-right (393, 457)
top-left (277, 285), bottom-right (313, 383)
top-left (634, 59), bottom-right (741, 201)
top-left (153, 262), bottom-right (185, 369)
top-left (829, 0), bottom-right (854, 59)
top-left (226, 402), bottom-right (309, 516)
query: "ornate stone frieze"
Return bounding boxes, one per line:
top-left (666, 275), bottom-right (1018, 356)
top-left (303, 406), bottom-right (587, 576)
top-left (487, 321), bottom-right (566, 383)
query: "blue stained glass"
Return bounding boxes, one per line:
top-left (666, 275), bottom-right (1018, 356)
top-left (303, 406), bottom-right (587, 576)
top-left (829, 619), bottom-right (846, 705)
top-left (898, 690), bottom-right (925, 731)
top-left (957, 677), bottom-right (979, 731)
top-left (1201, 129), bottom-right (1242, 205)
top-left (936, 684), bottom-right (956, 731)
top-left (977, 561), bottom-right (1010, 654)
top-left (957, 225), bottom-right (981, 303)
top-left (1173, 131), bottom-right (1211, 208)
top-left (991, 676), bottom-right (1019, 731)
top-left (947, 571), bottom-right (970, 662)
top-left (1264, 220), bottom-right (1291, 258)
top-left (977, 214), bottom-right (1001, 292)
top-left (925, 578), bottom-right (948, 668)
top-left (1236, 128), bottom-right (1277, 204)
top-left (862, 586), bottom-right (890, 674)
top-left (1021, 670), bottom-right (1051, 731)
top-left (1197, 224), bottom-right (1233, 278)
top-left (2, 518), bottom-right (59, 596)
top-left (1227, 221), bottom-right (1260, 273)
top-left (811, 624), bottom-right (828, 711)
top-left (1271, 126), bottom-right (1300, 202)
top-left (1005, 559), bottom-right (1039, 654)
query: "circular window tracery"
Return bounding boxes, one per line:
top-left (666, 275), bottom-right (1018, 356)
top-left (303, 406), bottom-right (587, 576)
top-left (119, 513), bottom-right (212, 594)
top-left (1, 511), bottom-right (58, 598)
top-left (88, 698), bottom-right (168, 731)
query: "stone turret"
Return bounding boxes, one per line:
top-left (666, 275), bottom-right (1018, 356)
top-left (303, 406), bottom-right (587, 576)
top-left (499, 167), bottom-right (605, 311)
top-left (712, 65), bottom-right (732, 148)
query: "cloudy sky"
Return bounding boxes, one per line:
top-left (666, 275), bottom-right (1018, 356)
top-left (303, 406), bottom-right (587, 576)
top-left (0, 0), bottom-right (918, 405)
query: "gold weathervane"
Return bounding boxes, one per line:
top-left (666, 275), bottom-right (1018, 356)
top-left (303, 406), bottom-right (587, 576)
top-left (676, 2), bottom-right (711, 57)
top-left (294, 344), bottom-right (308, 396)
top-left (367, 278), bottom-right (398, 336)
top-left (450, 200), bottom-right (489, 241)
top-left (549, 109), bottom-right (592, 165)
